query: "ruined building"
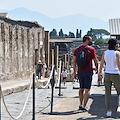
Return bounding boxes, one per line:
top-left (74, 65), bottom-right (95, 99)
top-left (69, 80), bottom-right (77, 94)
top-left (0, 17), bottom-right (47, 81)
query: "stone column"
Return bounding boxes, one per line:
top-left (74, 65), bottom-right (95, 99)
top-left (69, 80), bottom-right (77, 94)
top-left (67, 54), bottom-right (70, 71)
top-left (21, 27), bottom-right (25, 71)
top-left (34, 29), bottom-right (39, 63)
top-left (27, 29), bottom-right (30, 69)
top-left (24, 28), bottom-right (28, 71)
top-left (55, 45), bottom-right (59, 71)
top-left (49, 49), bottom-right (54, 67)
top-left (5, 24), bottom-right (9, 75)
top-left (32, 31), bottom-right (35, 68)
top-left (62, 62), bottom-right (64, 71)
top-left (18, 26), bottom-right (23, 74)
top-left (12, 25), bottom-right (16, 74)
top-left (0, 23), bottom-right (5, 76)
top-left (9, 25), bottom-right (13, 73)
top-left (38, 31), bottom-right (40, 61)
top-left (63, 54), bottom-right (67, 68)
top-left (29, 29), bottom-right (32, 70)
top-left (0, 23), bottom-right (2, 75)
top-left (45, 31), bottom-right (49, 67)
top-left (52, 49), bottom-right (54, 67)
top-left (49, 49), bottom-right (52, 67)
top-left (15, 26), bottom-right (19, 72)
top-left (39, 28), bottom-right (44, 62)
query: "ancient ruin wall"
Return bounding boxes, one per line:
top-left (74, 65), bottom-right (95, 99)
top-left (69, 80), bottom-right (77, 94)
top-left (0, 17), bottom-right (45, 81)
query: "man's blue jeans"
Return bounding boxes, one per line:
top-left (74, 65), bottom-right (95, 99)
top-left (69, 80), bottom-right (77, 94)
top-left (38, 69), bottom-right (42, 79)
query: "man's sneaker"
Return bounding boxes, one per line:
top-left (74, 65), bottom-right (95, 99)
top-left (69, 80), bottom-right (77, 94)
top-left (106, 111), bottom-right (112, 117)
top-left (117, 106), bottom-right (120, 114)
top-left (79, 105), bottom-right (84, 110)
top-left (82, 106), bottom-right (88, 111)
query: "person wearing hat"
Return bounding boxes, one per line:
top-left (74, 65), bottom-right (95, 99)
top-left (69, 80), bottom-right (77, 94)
top-left (37, 60), bottom-right (43, 79)
top-left (98, 38), bottom-right (120, 117)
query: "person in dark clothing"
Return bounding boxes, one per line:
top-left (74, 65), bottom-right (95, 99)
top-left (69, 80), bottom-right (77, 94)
top-left (37, 60), bottom-right (43, 79)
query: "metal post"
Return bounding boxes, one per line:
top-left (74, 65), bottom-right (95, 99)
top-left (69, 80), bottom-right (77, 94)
top-left (58, 73), bottom-right (61, 96)
top-left (33, 73), bottom-right (35, 120)
top-left (58, 63), bottom-right (63, 96)
top-left (51, 68), bottom-right (55, 113)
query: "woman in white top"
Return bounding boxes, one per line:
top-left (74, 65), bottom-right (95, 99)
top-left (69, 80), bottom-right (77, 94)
top-left (98, 39), bottom-right (120, 117)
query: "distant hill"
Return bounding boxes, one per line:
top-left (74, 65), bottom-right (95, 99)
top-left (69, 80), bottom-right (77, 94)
top-left (0, 8), bottom-right (109, 36)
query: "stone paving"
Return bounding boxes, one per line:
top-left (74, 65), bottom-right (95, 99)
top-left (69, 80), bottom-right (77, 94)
top-left (38, 73), bottom-right (120, 120)
top-left (1, 73), bottom-right (120, 120)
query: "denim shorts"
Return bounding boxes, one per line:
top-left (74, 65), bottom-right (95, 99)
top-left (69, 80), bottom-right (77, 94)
top-left (78, 72), bottom-right (93, 89)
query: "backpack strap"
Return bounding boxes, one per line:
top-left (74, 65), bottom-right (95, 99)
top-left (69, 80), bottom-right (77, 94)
top-left (78, 46), bottom-right (90, 53)
top-left (83, 46), bottom-right (90, 52)
top-left (78, 46), bottom-right (81, 53)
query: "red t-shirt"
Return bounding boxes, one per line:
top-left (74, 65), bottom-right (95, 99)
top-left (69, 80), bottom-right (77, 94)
top-left (74, 45), bottom-right (97, 72)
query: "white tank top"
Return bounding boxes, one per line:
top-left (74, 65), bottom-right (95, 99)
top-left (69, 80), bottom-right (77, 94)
top-left (104, 50), bottom-right (119, 74)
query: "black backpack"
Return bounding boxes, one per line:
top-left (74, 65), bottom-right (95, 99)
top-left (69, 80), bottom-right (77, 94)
top-left (77, 46), bottom-right (90, 69)
top-left (37, 63), bottom-right (43, 70)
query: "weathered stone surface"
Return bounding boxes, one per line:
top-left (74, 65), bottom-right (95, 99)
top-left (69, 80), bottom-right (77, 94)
top-left (0, 17), bottom-right (45, 81)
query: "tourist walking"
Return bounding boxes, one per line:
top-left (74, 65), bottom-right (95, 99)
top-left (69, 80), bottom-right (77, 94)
top-left (62, 68), bottom-right (67, 86)
top-left (98, 38), bottom-right (120, 117)
top-left (37, 60), bottom-right (43, 79)
top-left (42, 62), bottom-right (47, 78)
top-left (69, 67), bottom-right (75, 83)
top-left (73, 35), bottom-right (98, 111)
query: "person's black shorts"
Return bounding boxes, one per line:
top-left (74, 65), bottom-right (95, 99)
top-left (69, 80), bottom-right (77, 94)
top-left (63, 77), bottom-right (67, 80)
top-left (78, 72), bottom-right (93, 89)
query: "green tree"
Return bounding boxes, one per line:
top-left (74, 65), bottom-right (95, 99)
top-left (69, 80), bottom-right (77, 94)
top-left (64, 34), bottom-right (69, 38)
top-left (87, 28), bottom-right (110, 41)
top-left (50, 29), bottom-right (57, 37)
top-left (94, 38), bottom-right (104, 46)
top-left (69, 32), bottom-right (75, 38)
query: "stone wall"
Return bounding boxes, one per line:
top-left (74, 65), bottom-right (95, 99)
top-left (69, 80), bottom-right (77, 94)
top-left (0, 17), bottom-right (45, 81)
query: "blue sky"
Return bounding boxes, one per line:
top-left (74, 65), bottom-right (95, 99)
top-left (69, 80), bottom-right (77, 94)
top-left (0, 0), bottom-right (120, 21)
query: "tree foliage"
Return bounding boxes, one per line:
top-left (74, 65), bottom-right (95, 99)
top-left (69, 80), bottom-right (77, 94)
top-left (50, 29), bottom-right (57, 37)
top-left (87, 28), bottom-right (110, 41)
top-left (50, 28), bottom-right (81, 38)
top-left (94, 38), bottom-right (104, 46)
top-left (69, 32), bottom-right (75, 38)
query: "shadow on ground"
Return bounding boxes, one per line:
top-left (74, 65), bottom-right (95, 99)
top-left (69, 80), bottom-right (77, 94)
top-left (43, 110), bottom-right (83, 115)
top-left (42, 94), bottom-right (120, 119)
top-left (77, 94), bottom-right (120, 120)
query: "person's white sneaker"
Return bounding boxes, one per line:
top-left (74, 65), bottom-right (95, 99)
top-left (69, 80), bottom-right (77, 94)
top-left (117, 106), bottom-right (120, 114)
top-left (106, 111), bottom-right (112, 117)
top-left (82, 106), bottom-right (89, 111)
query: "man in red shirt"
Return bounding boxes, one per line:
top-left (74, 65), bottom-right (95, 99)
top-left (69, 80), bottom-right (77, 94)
top-left (73, 35), bottom-right (98, 111)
